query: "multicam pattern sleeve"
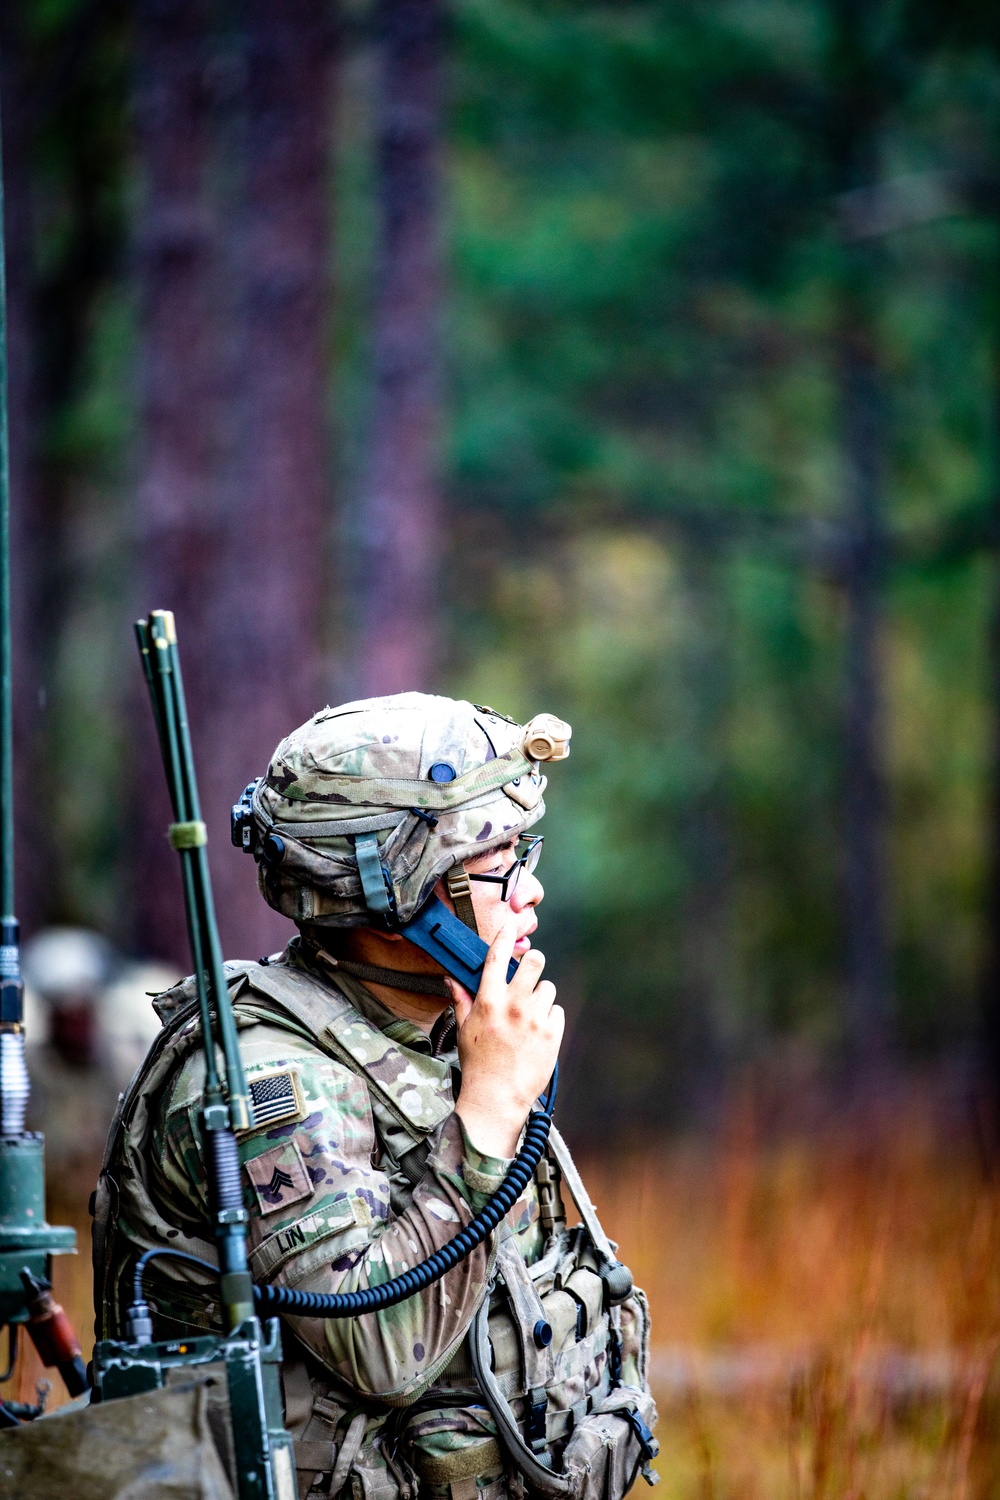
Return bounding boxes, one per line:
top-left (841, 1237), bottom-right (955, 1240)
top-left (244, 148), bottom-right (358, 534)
top-left (153, 1018), bottom-right (515, 1404)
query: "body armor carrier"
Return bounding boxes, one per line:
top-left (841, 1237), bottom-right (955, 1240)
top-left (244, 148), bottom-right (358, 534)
top-left (92, 958), bottom-right (657, 1500)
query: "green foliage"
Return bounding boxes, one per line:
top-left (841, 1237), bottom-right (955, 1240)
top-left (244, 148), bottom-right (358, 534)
top-left (443, 0), bottom-right (1000, 1115)
top-left (18, 0), bottom-right (1000, 1117)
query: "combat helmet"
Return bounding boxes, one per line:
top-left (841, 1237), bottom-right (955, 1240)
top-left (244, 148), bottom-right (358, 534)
top-left (232, 692), bottom-right (571, 931)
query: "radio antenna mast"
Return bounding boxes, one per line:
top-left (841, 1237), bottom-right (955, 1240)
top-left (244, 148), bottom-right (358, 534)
top-left (0, 83), bottom-right (84, 1411)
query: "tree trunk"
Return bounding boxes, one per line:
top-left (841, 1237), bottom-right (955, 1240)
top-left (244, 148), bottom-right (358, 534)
top-left (132, 0), bottom-right (227, 965)
top-left (28, 3), bottom-right (129, 937)
top-left (829, 0), bottom-right (893, 1069)
top-left (197, 0), bottom-right (331, 959)
top-left (980, 297), bottom-right (1000, 1117)
top-left (0, 4), bottom-right (46, 939)
top-left (355, 0), bottom-right (443, 696)
top-left (132, 0), bottom-right (332, 965)
top-left (676, 551), bottom-right (735, 1104)
top-left (838, 296), bottom-right (892, 1066)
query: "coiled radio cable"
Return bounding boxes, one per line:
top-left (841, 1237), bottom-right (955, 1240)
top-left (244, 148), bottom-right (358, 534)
top-left (129, 1068), bottom-right (557, 1323)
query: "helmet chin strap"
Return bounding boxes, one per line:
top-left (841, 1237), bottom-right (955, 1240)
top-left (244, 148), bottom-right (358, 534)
top-left (305, 940), bottom-right (453, 999)
top-left (446, 863), bottom-right (479, 934)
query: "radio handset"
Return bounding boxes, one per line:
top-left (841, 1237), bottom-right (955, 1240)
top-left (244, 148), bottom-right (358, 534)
top-left (400, 896), bottom-right (520, 991)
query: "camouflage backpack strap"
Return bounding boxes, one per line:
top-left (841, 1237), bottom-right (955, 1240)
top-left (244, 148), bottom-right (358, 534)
top-left (91, 961), bottom-right (260, 1339)
top-left (91, 994), bottom-right (199, 1338)
top-left (545, 1125), bottom-right (617, 1268)
top-left (93, 957), bottom-right (261, 1193)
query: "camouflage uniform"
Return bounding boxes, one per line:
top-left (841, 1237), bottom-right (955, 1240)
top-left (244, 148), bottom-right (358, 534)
top-left (93, 695), bottom-right (656, 1500)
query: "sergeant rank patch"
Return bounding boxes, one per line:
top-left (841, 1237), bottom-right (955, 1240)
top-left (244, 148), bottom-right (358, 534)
top-left (245, 1140), bottom-right (314, 1215)
top-left (245, 1068), bottom-right (305, 1132)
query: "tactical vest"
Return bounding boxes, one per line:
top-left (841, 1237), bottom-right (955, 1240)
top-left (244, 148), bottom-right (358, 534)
top-left (92, 959), bottom-right (657, 1500)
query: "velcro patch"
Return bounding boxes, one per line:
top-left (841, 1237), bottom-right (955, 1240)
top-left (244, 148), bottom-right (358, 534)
top-left (245, 1140), bottom-right (314, 1216)
top-left (244, 1068), bottom-right (305, 1133)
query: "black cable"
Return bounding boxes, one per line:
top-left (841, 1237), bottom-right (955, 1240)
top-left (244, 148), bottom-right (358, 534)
top-left (255, 1069), bottom-right (558, 1320)
top-left (133, 1246), bottom-right (219, 1306)
top-left (129, 1070), bottom-right (558, 1325)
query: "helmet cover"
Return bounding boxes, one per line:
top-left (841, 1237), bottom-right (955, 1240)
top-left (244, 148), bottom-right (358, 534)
top-left (250, 692), bottom-right (569, 926)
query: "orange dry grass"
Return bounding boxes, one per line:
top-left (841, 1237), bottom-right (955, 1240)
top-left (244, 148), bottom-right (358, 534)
top-left (580, 1080), bottom-right (1000, 1499)
top-left (583, 1095), bottom-right (1000, 1353)
top-left (6, 1079), bottom-right (1000, 1496)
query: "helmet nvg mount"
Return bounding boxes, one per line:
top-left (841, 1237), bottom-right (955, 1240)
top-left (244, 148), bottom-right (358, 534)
top-left (231, 693), bottom-right (571, 991)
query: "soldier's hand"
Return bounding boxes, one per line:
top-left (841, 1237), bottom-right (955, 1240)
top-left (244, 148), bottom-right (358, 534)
top-left (452, 917), bottom-right (564, 1160)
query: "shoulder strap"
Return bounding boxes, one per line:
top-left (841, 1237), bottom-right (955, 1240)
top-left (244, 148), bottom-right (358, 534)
top-left (96, 989), bottom-right (203, 1182)
top-left (92, 985), bottom-right (218, 1339)
top-left (546, 1123), bottom-right (618, 1268)
top-left (150, 958), bottom-right (260, 1024)
top-left (241, 961), bottom-right (453, 1142)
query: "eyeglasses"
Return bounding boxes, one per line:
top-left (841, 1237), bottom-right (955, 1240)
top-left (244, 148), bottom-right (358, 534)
top-left (467, 835), bottom-right (543, 902)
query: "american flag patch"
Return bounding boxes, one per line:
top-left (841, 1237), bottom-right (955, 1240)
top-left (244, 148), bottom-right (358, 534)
top-left (245, 1069), bottom-right (304, 1132)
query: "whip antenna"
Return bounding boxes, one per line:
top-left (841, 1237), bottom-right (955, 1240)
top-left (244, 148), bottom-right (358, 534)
top-left (0, 73), bottom-right (25, 1135)
top-left (0, 79), bottom-right (84, 1414)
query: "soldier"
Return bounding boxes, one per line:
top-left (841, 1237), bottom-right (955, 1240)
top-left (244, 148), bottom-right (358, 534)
top-left (21, 927), bottom-right (172, 1176)
top-left (93, 692), bottom-right (656, 1500)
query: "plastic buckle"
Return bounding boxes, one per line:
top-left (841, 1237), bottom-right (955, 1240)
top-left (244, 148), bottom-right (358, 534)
top-left (354, 833), bottom-right (400, 930)
top-left (623, 1408), bottom-right (658, 1459)
top-left (622, 1408), bottom-right (660, 1486)
top-left (527, 1386), bottom-right (548, 1453)
top-left (608, 1327), bottom-right (623, 1388)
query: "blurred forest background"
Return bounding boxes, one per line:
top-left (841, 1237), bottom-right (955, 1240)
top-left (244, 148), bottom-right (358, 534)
top-left (10, 0), bottom-right (1000, 1492)
top-left (5, 0), bottom-right (1000, 1132)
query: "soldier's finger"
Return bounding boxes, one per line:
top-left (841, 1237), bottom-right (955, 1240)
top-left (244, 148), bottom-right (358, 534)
top-left (530, 979), bottom-right (557, 1015)
top-left (451, 987), bottom-right (475, 1031)
top-left (478, 916), bottom-right (518, 992)
top-left (508, 945), bottom-right (545, 999)
top-left (446, 974), bottom-right (473, 1007)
